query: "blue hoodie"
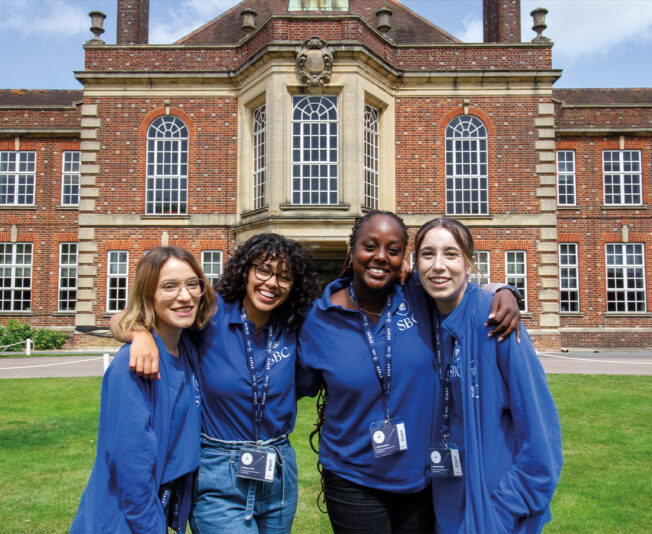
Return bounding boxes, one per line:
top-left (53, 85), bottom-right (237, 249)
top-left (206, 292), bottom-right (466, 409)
top-left (432, 283), bottom-right (562, 534)
top-left (197, 294), bottom-right (298, 441)
top-left (71, 334), bottom-right (201, 534)
top-left (297, 277), bottom-right (436, 493)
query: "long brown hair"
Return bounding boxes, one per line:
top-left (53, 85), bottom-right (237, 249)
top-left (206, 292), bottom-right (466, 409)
top-left (115, 246), bottom-right (216, 334)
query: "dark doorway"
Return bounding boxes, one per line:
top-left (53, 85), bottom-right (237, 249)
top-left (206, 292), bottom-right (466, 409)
top-left (313, 256), bottom-right (346, 289)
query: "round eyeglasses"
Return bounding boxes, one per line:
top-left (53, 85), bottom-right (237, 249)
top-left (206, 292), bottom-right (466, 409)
top-left (252, 263), bottom-right (294, 288)
top-left (157, 278), bottom-right (206, 299)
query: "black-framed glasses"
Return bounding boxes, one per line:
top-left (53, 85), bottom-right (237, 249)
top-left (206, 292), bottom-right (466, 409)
top-left (252, 263), bottom-right (294, 288)
top-left (157, 278), bottom-right (206, 299)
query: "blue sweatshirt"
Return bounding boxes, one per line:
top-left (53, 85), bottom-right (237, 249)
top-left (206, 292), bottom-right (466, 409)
top-left (297, 277), bottom-right (436, 493)
top-left (71, 334), bottom-right (201, 534)
top-left (432, 283), bottom-right (562, 534)
top-left (197, 294), bottom-right (298, 441)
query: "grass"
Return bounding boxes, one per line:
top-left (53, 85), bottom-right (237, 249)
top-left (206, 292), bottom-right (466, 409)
top-left (0, 375), bottom-right (650, 533)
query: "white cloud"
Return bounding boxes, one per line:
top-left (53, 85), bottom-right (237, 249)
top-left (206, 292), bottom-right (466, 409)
top-left (522, 0), bottom-right (652, 63)
top-left (457, 14), bottom-right (483, 42)
top-left (150, 0), bottom-right (239, 43)
top-left (0, 0), bottom-right (91, 39)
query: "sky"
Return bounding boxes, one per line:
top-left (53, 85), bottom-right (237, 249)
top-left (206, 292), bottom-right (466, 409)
top-left (1, 0), bottom-right (651, 90)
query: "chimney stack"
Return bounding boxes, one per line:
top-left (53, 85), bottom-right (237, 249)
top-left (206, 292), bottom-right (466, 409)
top-left (483, 0), bottom-right (521, 43)
top-left (117, 0), bottom-right (149, 45)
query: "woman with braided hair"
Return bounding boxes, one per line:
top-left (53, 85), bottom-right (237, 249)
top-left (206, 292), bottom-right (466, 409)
top-left (297, 211), bottom-right (521, 534)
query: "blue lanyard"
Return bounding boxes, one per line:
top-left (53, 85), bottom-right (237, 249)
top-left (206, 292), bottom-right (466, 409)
top-left (433, 314), bottom-right (452, 444)
top-left (349, 283), bottom-right (393, 422)
top-left (240, 307), bottom-right (274, 441)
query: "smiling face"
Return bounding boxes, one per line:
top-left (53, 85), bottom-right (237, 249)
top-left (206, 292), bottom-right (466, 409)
top-left (243, 256), bottom-right (293, 328)
top-left (417, 226), bottom-right (473, 314)
top-left (153, 257), bottom-right (202, 340)
top-left (351, 214), bottom-right (406, 295)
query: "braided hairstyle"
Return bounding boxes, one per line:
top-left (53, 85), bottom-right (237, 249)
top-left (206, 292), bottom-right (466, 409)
top-left (339, 210), bottom-right (408, 278)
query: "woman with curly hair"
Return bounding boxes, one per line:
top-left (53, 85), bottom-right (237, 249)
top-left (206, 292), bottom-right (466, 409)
top-left (111, 233), bottom-right (319, 533)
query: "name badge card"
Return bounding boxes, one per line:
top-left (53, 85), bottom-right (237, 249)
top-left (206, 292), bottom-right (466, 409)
top-left (370, 419), bottom-right (408, 458)
top-left (429, 444), bottom-right (462, 478)
top-left (236, 448), bottom-right (276, 482)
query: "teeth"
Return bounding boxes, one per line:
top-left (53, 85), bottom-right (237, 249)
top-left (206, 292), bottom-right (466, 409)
top-left (259, 290), bottom-right (276, 298)
top-left (174, 306), bottom-right (192, 312)
top-left (368, 268), bottom-right (386, 274)
top-left (431, 278), bottom-right (448, 283)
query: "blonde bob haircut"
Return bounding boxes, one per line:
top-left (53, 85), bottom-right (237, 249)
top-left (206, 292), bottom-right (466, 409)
top-left (115, 246), bottom-right (216, 335)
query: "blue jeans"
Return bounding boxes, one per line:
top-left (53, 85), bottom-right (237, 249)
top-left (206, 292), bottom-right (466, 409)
top-left (190, 435), bottom-right (298, 534)
top-left (323, 469), bottom-right (435, 534)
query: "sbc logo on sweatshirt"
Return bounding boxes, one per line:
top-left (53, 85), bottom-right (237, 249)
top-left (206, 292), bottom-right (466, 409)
top-left (395, 300), bottom-right (418, 332)
top-left (269, 339), bottom-right (292, 368)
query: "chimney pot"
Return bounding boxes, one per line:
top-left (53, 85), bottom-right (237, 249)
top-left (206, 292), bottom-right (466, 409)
top-left (241, 8), bottom-right (257, 31)
top-left (375, 7), bottom-right (392, 34)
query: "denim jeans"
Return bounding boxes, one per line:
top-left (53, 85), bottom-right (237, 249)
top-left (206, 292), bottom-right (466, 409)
top-left (190, 435), bottom-right (298, 534)
top-left (323, 469), bottom-right (435, 534)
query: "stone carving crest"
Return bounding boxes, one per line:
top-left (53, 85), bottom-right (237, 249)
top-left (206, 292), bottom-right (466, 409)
top-left (296, 37), bottom-right (334, 87)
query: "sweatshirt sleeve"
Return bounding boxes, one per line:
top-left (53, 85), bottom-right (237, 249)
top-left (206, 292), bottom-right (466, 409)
top-left (101, 362), bottom-right (166, 534)
top-left (295, 325), bottom-right (324, 399)
top-left (490, 329), bottom-right (563, 530)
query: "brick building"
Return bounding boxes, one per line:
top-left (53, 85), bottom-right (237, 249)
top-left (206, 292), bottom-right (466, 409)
top-left (0, 0), bottom-right (649, 349)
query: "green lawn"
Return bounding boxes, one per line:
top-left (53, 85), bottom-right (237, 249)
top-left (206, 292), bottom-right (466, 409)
top-left (0, 375), bottom-right (650, 533)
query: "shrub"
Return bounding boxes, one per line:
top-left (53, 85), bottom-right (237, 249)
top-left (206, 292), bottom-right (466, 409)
top-left (0, 320), bottom-right (68, 351)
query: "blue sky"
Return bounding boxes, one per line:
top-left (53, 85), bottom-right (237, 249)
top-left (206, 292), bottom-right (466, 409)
top-left (1, 0), bottom-right (651, 90)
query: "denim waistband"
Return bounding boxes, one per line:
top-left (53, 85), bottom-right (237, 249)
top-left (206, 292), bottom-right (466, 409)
top-left (200, 433), bottom-right (289, 450)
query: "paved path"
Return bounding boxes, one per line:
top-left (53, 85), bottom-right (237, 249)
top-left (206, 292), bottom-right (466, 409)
top-left (1, 350), bottom-right (651, 378)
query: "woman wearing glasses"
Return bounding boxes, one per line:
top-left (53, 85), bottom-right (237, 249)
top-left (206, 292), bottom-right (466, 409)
top-left (112, 233), bottom-right (318, 533)
top-left (72, 246), bottom-right (216, 534)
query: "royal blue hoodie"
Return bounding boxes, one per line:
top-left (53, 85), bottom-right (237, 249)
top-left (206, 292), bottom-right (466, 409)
top-left (71, 334), bottom-right (201, 534)
top-left (431, 283), bottom-right (562, 533)
top-left (297, 277), bottom-right (436, 493)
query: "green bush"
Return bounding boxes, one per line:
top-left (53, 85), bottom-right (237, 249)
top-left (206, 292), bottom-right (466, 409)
top-left (31, 329), bottom-right (68, 350)
top-left (0, 319), bottom-right (68, 351)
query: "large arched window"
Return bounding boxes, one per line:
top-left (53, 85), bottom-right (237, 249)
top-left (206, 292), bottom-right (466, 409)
top-left (445, 115), bottom-right (488, 215)
top-left (292, 95), bottom-right (338, 205)
top-left (252, 105), bottom-right (267, 210)
top-left (146, 116), bottom-right (188, 214)
top-left (363, 104), bottom-right (379, 210)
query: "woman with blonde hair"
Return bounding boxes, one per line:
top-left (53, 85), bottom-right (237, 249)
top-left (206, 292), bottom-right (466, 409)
top-left (72, 246), bottom-right (216, 534)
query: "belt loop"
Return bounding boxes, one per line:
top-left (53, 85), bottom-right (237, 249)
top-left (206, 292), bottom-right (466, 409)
top-left (244, 479), bottom-right (256, 521)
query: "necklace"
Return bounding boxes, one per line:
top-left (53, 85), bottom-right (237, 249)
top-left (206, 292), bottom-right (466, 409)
top-left (350, 296), bottom-right (383, 317)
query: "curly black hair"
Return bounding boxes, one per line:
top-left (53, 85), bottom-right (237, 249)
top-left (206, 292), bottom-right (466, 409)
top-left (339, 210), bottom-right (408, 278)
top-left (216, 233), bottom-right (319, 330)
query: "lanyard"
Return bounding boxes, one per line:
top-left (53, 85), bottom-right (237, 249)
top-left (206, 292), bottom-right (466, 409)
top-left (433, 314), bottom-right (452, 444)
top-left (241, 307), bottom-right (274, 441)
top-left (349, 283), bottom-right (393, 422)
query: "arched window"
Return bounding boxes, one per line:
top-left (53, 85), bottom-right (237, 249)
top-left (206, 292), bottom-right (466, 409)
top-left (253, 105), bottom-right (267, 210)
top-left (445, 115), bottom-right (488, 215)
top-left (363, 104), bottom-right (379, 210)
top-left (291, 95), bottom-right (338, 205)
top-left (146, 116), bottom-right (188, 214)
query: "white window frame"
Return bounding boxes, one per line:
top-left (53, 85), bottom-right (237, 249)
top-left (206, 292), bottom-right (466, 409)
top-left (0, 151), bottom-right (35, 206)
top-left (363, 104), bottom-right (379, 210)
top-left (106, 251), bottom-right (128, 312)
top-left (445, 115), bottom-right (488, 215)
top-left (146, 116), bottom-right (189, 215)
top-left (58, 243), bottom-right (78, 312)
top-left (201, 250), bottom-right (223, 288)
top-left (253, 104), bottom-right (267, 210)
top-left (556, 150), bottom-right (576, 206)
top-left (471, 251), bottom-right (490, 284)
top-left (505, 251), bottom-right (527, 311)
top-left (61, 151), bottom-right (80, 206)
top-left (605, 243), bottom-right (646, 313)
top-left (291, 95), bottom-right (339, 205)
top-left (603, 150), bottom-right (642, 206)
top-left (559, 243), bottom-right (579, 313)
top-left (0, 242), bottom-right (32, 311)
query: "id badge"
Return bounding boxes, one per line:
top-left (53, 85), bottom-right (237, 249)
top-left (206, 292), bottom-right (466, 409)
top-left (369, 419), bottom-right (408, 458)
top-left (236, 448), bottom-right (276, 482)
top-left (429, 443), bottom-right (462, 478)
